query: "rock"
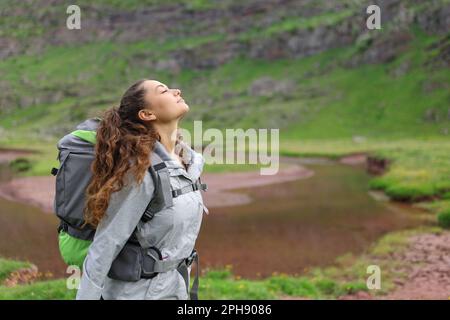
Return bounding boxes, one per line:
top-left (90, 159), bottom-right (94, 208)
top-left (425, 36), bottom-right (450, 69)
top-left (415, 5), bottom-right (450, 35)
top-left (248, 76), bottom-right (297, 98)
top-left (2, 264), bottom-right (39, 287)
top-left (390, 60), bottom-right (411, 77)
top-left (153, 58), bottom-right (181, 74)
top-left (354, 31), bottom-right (412, 65)
top-left (423, 108), bottom-right (441, 123)
top-left (352, 136), bottom-right (367, 144)
top-left (367, 156), bottom-right (390, 175)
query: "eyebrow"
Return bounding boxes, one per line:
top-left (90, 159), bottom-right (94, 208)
top-left (155, 84), bottom-right (168, 92)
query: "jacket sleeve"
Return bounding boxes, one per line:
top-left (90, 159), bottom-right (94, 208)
top-left (75, 170), bottom-right (155, 300)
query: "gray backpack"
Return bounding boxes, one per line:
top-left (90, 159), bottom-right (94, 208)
top-left (52, 118), bottom-right (207, 299)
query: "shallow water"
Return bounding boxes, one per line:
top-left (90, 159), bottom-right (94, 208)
top-left (196, 162), bottom-right (423, 278)
top-left (0, 160), bottom-right (422, 279)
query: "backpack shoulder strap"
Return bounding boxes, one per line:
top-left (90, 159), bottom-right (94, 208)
top-left (140, 146), bottom-right (174, 222)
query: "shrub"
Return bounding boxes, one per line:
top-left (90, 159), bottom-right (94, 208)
top-left (9, 157), bottom-right (32, 172)
top-left (437, 209), bottom-right (450, 229)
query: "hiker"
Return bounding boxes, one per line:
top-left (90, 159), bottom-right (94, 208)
top-left (69, 79), bottom-right (209, 300)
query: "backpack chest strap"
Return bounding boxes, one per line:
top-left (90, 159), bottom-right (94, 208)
top-left (172, 178), bottom-right (208, 198)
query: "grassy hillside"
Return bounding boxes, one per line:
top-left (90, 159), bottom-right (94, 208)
top-left (0, 1), bottom-right (448, 141)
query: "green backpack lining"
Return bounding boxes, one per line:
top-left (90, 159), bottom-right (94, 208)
top-left (58, 230), bottom-right (92, 269)
top-left (57, 129), bottom-right (96, 269)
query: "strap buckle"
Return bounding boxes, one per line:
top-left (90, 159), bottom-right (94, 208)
top-left (185, 249), bottom-right (198, 267)
top-left (57, 221), bottom-right (68, 233)
top-left (51, 167), bottom-right (59, 176)
top-left (172, 189), bottom-right (182, 197)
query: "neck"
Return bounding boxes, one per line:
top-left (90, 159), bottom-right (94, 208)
top-left (154, 121), bottom-right (178, 156)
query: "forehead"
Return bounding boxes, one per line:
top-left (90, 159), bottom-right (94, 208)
top-left (143, 80), bottom-right (167, 93)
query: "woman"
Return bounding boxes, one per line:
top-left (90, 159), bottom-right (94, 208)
top-left (76, 79), bottom-right (208, 300)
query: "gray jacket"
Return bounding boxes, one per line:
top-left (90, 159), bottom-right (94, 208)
top-left (76, 141), bottom-right (208, 300)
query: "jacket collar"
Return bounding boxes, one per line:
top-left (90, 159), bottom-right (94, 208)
top-left (153, 140), bottom-right (202, 181)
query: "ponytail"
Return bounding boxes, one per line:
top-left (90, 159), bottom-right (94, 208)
top-left (84, 106), bottom-right (157, 227)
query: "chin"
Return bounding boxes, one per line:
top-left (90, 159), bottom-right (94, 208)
top-left (180, 102), bottom-right (190, 112)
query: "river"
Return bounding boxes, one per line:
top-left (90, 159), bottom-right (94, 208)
top-left (0, 156), bottom-right (422, 279)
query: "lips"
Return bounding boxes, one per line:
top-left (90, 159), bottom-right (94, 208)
top-left (177, 98), bottom-right (184, 103)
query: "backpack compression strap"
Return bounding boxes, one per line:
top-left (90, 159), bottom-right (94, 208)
top-left (171, 177), bottom-right (208, 198)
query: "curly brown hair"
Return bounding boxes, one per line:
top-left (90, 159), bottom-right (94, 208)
top-left (83, 79), bottom-right (162, 228)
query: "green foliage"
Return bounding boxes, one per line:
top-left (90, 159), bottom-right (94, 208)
top-left (9, 158), bottom-right (32, 173)
top-left (437, 209), bottom-right (450, 229)
top-left (0, 279), bottom-right (76, 300)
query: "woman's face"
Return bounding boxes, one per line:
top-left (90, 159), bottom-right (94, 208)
top-left (139, 79), bottom-right (189, 123)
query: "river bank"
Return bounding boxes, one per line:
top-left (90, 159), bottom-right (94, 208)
top-left (0, 158), bottom-right (315, 213)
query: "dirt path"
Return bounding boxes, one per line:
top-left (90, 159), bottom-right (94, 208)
top-left (0, 148), bottom-right (36, 163)
top-left (380, 232), bottom-right (450, 300)
top-left (0, 176), bottom-right (58, 213)
top-left (338, 231), bottom-right (450, 300)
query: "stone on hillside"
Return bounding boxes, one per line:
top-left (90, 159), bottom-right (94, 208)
top-left (153, 58), bottom-right (181, 74)
top-left (248, 77), bottom-right (297, 98)
top-left (423, 108), bottom-right (441, 123)
top-left (390, 60), bottom-right (411, 78)
top-left (352, 136), bottom-right (366, 144)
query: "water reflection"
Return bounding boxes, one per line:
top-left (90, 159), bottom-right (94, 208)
top-left (196, 163), bottom-right (422, 278)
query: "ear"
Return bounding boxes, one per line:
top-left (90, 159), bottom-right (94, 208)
top-left (138, 109), bottom-right (157, 121)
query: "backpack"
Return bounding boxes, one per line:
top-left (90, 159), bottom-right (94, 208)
top-left (51, 118), bottom-right (207, 269)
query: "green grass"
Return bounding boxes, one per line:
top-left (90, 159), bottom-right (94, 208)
top-left (0, 139), bottom-right (59, 177)
top-left (437, 209), bottom-right (450, 229)
top-left (0, 279), bottom-right (76, 300)
top-left (236, 9), bottom-right (356, 41)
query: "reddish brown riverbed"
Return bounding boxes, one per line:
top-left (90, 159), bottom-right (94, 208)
top-left (0, 153), bottom-right (423, 279)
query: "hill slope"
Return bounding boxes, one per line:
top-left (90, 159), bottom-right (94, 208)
top-left (0, 0), bottom-right (448, 142)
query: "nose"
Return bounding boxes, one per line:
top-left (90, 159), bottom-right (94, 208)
top-left (174, 89), bottom-right (181, 96)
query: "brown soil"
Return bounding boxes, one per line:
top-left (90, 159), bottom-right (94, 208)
top-left (380, 232), bottom-right (450, 300)
top-left (338, 232), bottom-right (450, 300)
top-left (0, 148), bottom-right (35, 163)
top-left (0, 176), bottom-right (57, 213)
